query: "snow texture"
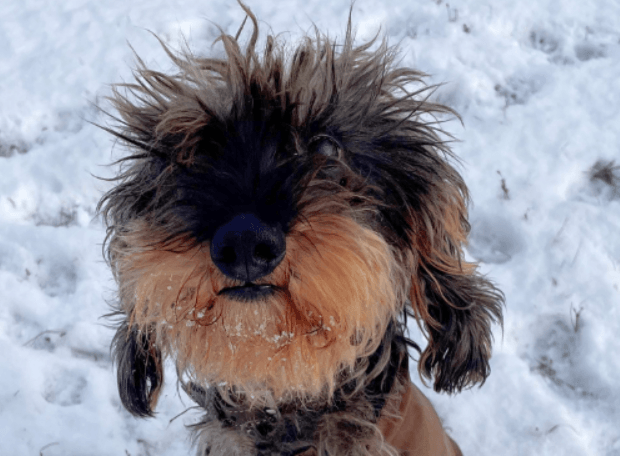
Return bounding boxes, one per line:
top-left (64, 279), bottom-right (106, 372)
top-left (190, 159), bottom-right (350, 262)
top-left (1, 0), bottom-right (619, 455)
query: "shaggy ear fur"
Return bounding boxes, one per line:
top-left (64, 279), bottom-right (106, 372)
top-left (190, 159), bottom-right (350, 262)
top-left (409, 186), bottom-right (504, 394)
top-left (112, 322), bottom-right (163, 417)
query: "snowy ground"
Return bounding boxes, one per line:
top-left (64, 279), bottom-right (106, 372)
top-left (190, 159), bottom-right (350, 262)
top-left (1, 0), bottom-right (619, 455)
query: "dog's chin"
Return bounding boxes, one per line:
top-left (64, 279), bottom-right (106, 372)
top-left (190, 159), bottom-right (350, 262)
top-left (218, 283), bottom-right (279, 302)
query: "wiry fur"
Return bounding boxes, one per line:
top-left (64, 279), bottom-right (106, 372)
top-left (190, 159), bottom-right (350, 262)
top-left (188, 324), bottom-right (408, 456)
top-left (114, 209), bottom-right (405, 402)
top-left (99, 4), bottom-right (503, 455)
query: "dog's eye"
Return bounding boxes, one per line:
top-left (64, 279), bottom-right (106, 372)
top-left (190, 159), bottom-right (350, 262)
top-left (309, 135), bottom-right (341, 158)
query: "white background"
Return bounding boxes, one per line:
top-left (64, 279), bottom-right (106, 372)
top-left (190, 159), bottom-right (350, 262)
top-left (1, 0), bottom-right (619, 455)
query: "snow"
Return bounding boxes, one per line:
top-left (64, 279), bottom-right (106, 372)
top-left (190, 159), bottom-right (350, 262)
top-left (1, 0), bottom-right (619, 454)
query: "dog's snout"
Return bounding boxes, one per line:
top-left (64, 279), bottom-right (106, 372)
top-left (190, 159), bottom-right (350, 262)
top-left (210, 213), bottom-right (285, 282)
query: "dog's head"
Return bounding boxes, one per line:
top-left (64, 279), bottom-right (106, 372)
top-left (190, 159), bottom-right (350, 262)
top-left (100, 6), bottom-right (503, 416)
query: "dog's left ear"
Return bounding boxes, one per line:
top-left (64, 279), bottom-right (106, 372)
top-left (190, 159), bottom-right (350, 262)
top-left (408, 184), bottom-right (504, 394)
top-left (112, 322), bottom-right (164, 417)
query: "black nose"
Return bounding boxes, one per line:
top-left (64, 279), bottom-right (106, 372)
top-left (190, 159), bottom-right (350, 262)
top-left (210, 213), bottom-right (286, 282)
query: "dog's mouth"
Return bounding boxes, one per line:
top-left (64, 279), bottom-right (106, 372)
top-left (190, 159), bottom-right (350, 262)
top-left (218, 283), bottom-right (279, 302)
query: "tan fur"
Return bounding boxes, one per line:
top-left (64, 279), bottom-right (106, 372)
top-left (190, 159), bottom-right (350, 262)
top-left (408, 187), bottom-right (474, 328)
top-left (114, 207), bottom-right (407, 404)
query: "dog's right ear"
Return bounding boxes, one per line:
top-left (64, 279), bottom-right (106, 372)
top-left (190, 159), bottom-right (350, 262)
top-left (112, 322), bottom-right (163, 417)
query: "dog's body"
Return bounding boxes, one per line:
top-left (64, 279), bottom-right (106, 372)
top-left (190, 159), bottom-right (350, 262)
top-left (99, 6), bottom-right (502, 455)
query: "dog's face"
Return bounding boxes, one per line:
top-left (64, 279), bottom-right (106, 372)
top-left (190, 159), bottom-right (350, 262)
top-left (101, 11), bottom-right (502, 416)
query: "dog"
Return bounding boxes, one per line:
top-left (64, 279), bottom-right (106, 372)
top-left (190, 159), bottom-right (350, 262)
top-left (98, 5), bottom-right (503, 455)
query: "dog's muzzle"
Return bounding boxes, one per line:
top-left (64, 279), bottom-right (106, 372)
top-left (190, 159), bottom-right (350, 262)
top-left (210, 213), bottom-right (285, 298)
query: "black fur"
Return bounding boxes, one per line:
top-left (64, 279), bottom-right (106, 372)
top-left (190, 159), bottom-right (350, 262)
top-left (112, 323), bottom-right (163, 417)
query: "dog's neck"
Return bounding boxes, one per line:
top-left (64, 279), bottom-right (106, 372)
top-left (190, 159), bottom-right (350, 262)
top-left (186, 324), bottom-right (412, 455)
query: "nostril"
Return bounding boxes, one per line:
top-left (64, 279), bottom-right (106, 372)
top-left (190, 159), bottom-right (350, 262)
top-left (220, 245), bottom-right (237, 264)
top-left (254, 243), bottom-right (276, 262)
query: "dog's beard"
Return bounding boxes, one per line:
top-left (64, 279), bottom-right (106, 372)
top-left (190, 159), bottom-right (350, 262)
top-left (116, 212), bottom-right (406, 402)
